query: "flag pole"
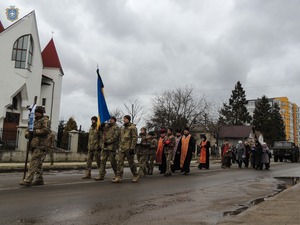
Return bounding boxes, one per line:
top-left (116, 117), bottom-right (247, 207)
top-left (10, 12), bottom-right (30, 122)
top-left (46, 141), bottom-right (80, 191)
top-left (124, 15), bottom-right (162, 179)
top-left (23, 96), bottom-right (37, 180)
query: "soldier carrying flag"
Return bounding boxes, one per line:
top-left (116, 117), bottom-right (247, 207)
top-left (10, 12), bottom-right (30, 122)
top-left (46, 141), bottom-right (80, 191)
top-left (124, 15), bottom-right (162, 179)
top-left (19, 106), bottom-right (51, 187)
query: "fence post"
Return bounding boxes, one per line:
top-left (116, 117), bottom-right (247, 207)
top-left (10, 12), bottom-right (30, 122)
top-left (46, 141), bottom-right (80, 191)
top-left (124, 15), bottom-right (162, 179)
top-left (68, 130), bottom-right (79, 153)
top-left (16, 126), bottom-right (28, 152)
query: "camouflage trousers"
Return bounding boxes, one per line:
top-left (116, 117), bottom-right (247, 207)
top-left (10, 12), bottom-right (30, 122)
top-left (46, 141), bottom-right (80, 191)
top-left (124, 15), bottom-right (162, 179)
top-left (116, 150), bottom-right (138, 178)
top-left (146, 154), bottom-right (155, 174)
top-left (138, 154), bottom-right (148, 177)
top-left (165, 150), bottom-right (173, 174)
top-left (86, 149), bottom-right (101, 171)
top-left (98, 150), bottom-right (117, 178)
top-left (24, 148), bottom-right (47, 183)
top-left (48, 148), bottom-right (54, 164)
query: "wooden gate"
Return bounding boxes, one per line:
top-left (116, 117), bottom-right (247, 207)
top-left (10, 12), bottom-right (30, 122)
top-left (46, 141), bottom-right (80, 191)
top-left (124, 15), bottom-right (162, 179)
top-left (2, 112), bottom-right (20, 149)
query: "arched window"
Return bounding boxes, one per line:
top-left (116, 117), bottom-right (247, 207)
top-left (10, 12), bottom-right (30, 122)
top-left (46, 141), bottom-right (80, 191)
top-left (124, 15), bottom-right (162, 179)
top-left (11, 35), bottom-right (34, 70)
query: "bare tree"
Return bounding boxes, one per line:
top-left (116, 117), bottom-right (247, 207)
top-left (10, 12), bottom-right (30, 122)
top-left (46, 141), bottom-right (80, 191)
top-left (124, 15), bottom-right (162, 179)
top-left (110, 108), bottom-right (123, 123)
top-left (195, 102), bottom-right (222, 144)
top-left (123, 99), bottom-right (145, 125)
top-left (147, 86), bottom-right (209, 132)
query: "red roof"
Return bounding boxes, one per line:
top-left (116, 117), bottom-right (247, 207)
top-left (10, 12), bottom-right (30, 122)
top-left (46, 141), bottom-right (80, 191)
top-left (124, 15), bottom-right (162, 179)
top-left (0, 21), bottom-right (4, 33)
top-left (42, 38), bottom-right (64, 75)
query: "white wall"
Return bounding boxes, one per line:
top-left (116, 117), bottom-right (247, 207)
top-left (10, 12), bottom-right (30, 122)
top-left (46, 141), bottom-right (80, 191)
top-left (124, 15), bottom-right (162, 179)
top-left (0, 12), bottom-right (43, 127)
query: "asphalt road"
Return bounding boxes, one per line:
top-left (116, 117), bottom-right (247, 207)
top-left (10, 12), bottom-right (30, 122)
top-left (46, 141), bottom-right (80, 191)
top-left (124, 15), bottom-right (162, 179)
top-left (0, 161), bottom-right (299, 225)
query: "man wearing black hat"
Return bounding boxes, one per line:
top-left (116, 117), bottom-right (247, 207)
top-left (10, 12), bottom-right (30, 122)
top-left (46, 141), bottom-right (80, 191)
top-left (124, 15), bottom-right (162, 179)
top-left (172, 129), bottom-right (182, 172)
top-left (156, 128), bottom-right (167, 174)
top-left (20, 106), bottom-right (51, 186)
top-left (113, 115), bottom-right (139, 183)
top-left (82, 116), bottom-right (101, 179)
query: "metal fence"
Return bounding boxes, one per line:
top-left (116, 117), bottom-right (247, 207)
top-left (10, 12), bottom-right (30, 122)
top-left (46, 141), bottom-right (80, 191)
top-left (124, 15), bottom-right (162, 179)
top-left (0, 128), bottom-right (18, 150)
top-left (0, 127), bottom-right (90, 152)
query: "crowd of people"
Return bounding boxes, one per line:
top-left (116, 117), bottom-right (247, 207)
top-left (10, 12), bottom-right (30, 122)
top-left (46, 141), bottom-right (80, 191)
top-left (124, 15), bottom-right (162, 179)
top-left (221, 139), bottom-right (271, 170)
top-left (83, 115), bottom-right (209, 183)
top-left (19, 110), bottom-right (271, 187)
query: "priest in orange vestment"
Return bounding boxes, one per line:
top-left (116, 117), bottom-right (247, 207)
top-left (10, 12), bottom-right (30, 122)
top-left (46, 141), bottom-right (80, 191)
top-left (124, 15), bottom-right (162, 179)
top-left (179, 127), bottom-right (195, 175)
top-left (198, 134), bottom-right (211, 170)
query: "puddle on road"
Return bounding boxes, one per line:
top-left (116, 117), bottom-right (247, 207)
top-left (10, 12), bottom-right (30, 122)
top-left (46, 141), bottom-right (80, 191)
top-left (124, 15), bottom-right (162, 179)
top-left (223, 177), bottom-right (299, 216)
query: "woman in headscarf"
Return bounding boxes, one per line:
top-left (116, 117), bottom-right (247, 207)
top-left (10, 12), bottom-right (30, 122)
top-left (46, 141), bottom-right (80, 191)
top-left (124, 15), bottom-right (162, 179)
top-left (261, 142), bottom-right (270, 170)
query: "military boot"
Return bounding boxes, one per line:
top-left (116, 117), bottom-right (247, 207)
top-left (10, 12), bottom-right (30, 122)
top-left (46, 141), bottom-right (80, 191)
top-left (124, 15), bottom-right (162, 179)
top-left (82, 170), bottom-right (91, 179)
top-left (131, 175), bottom-right (140, 183)
top-left (94, 176), bottom-right (104, 181)
top-left (112, 176), bottom-right (122, 183)
top-left (19, 180), bottom-right (31, 187)
top-left (32, 179), bottom-right (44, 186)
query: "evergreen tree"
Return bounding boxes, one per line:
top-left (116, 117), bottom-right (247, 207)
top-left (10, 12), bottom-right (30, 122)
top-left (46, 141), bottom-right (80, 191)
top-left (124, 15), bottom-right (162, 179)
top-left (252, 96), bottom-right (286, 145)
top-left (61, 117), bottom-right (78, 150)
top-left (219, 81), bottom-right (251, 125)
top-left (252, 95), bottom-right (271, 133)
top-left (269, 103), bottom-right (286, 143)
top-left (56, 120), bottom-right (65, 148)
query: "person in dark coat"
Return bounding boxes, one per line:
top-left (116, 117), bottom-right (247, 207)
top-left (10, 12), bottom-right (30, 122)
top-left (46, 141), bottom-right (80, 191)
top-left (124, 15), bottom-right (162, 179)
top-left (236, 140), bottom-right (245, 169)
top-left (243, 141), bottom-right (251, 168)
top-left (254, 140), bottom-right (263, 170)
top-left (156, 129), bottom-right (167, 174)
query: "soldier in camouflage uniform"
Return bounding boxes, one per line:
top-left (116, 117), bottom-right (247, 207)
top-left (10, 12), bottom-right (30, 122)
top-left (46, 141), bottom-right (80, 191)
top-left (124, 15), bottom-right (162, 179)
top-left (137, 127), bottom-right (149, 178)
top-left (45, 116), bottom-right (55, 165)
top-left (82, 116), bottom-right (101, 179)
top-left (146, 131), bottom-right (158, 175)
top-left (94, 117), bottom-right (120, 181)
top-left (163, 128), bottom-right (176, 177)
top-left (48, 132), bottom-right (55, 165)
top-left (20, 106), bottom-right (51, 186)
top-left (112, 115), bottom-right (139, 183)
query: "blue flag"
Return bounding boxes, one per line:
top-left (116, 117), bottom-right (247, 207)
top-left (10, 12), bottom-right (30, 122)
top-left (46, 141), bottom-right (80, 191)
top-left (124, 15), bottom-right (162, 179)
top-left (97, 69), bottom-right (110, 127)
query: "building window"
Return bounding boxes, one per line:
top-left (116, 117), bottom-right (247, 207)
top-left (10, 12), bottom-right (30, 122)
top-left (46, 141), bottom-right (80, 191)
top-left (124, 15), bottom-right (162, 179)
top-left (11, 35), bottom-right (34, 70)
top-left (42, 98), bottom-right (46, 106)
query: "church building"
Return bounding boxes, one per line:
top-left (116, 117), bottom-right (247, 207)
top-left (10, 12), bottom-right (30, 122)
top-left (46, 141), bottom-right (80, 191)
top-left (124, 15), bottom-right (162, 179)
top-left (0, 11), bottom-right (63, 148)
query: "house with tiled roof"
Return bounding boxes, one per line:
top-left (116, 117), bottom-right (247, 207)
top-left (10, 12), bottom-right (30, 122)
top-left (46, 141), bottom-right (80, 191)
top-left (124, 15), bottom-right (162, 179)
top-left (0, 11), bottom-right (63, 148)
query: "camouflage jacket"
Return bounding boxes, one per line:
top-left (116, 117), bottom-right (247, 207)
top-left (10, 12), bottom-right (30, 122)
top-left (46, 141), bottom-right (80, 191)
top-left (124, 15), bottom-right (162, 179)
top-left (148, 137), bottom-right (158, 155)
top-left (101, 123), bottom-right (120, 151)
top-left (136, 133), bottom-right (150, 155)
top-left (87, 124), bottom-right (99, 151)
top-left (46, 131), bottom-right (55, 150)
top-left (163, 134), bottom-right (176, 153)
top-left (27, 116), bottom-right (51, 150)
top-left (119, 122), bottom-right (137, 151)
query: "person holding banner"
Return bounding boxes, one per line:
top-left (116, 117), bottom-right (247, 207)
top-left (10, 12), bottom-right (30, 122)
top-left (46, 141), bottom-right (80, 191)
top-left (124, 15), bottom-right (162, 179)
top-left (20, 106), bottom-right (50, 186)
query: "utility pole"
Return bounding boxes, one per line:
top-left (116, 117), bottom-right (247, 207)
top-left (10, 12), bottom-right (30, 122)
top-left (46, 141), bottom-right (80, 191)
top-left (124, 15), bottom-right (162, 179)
top-left (131, 103), bottom-right (134, 124)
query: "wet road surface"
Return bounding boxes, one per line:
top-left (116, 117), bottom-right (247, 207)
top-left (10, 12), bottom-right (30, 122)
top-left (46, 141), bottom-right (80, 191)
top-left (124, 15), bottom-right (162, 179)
top-left (0, 161), bottom-right (299, 225)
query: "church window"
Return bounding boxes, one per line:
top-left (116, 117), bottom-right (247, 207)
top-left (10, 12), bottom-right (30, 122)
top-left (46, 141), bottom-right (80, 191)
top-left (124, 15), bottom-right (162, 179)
top-left (11, 35), bottom-right (34, 70)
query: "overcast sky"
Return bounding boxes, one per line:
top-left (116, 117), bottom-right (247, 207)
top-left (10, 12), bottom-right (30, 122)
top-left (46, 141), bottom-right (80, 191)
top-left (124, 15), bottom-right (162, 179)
top-left (1, 0), bottom-right (300, 130)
